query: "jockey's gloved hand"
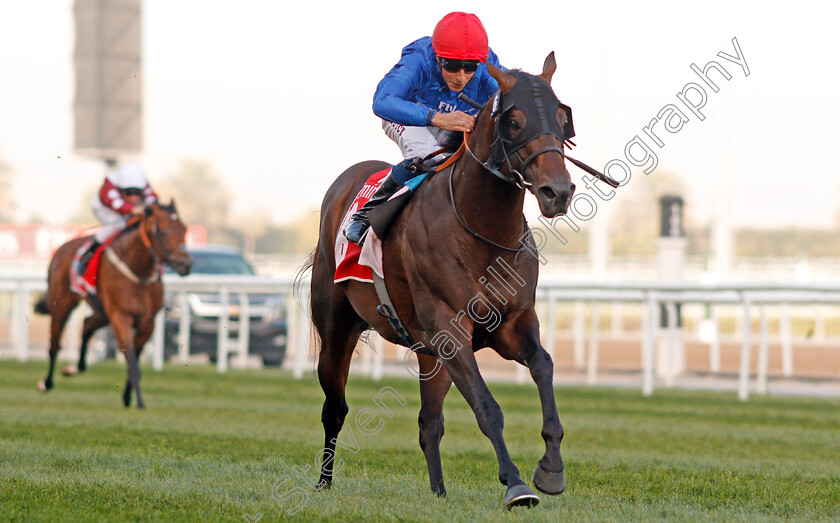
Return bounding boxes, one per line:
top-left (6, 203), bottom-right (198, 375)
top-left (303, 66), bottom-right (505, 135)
top-left (131, 205), bottom-right (144, 215)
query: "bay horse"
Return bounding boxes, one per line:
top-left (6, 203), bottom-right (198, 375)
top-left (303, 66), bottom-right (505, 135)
top-left (35, 200), bottom-right (193, 408)
top-left (311, 54), bottom-right (579, 508)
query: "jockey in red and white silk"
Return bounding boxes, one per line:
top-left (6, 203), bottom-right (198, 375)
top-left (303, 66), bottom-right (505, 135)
top-left (91, 162), bottom-right (157, 243)
top-left (78, 163), bottom-right (158, 275)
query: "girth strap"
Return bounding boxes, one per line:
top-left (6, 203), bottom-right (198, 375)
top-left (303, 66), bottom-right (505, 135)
top-left (372, 272), bottom-right (422, 350)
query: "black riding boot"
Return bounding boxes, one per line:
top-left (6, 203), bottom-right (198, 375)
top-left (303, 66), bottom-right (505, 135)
top-left (77, 240), bottom-right (101, 274)
top-left (343, 174), bottom-right (402, 246)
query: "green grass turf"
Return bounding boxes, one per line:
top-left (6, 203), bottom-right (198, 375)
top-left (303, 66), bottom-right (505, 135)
top-left (0, 359), bottom-right (838, 522)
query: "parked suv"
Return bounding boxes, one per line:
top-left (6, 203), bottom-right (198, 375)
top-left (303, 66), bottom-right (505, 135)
top-left (163, 245), bottom-right (287, 366)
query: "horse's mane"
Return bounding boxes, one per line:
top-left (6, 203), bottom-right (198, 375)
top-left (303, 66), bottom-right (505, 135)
top-left (156, 200), bottom-right (176, 213)
top-left (115, 201), bottom-right (174, 239)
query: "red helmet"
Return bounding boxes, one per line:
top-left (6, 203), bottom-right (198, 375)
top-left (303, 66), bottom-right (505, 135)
top-left (432, 12), bottom-right (489, 62)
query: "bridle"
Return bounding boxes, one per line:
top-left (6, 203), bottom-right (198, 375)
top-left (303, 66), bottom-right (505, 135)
top-left (446, 74), bottom-right (620, 252)
top-left (457, 76), bottom-right (620, 191)
top-left (106, 206), bottom-right (179, 284)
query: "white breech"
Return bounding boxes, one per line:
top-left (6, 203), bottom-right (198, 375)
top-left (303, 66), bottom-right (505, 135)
top-left (382, 120), bottom-right (457, 167)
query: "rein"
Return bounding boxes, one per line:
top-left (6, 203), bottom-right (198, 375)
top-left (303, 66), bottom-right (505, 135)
top-left (457, 90), bottom-right (620, 189)
top-left (106, 211), bottom-right (164, 285)
top-left (448, 133), bottom-right (531, 254)
top-left (125, 214), bottom-right (152, 248)
top-left (437, 78), bottom-right (619, 253)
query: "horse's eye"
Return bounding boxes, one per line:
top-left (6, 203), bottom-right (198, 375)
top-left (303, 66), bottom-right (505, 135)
top-left (508, 118), bottom-right (522, 131)
top-left (556, 108), bottom-right (567, 128)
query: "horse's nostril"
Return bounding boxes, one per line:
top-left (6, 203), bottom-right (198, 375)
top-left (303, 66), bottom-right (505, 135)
top-left (538, 186), bottom-right (557, 201)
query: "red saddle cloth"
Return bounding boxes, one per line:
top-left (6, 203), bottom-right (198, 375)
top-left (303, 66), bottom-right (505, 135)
top-left (334, 168), bottom-right (391, 283)
top-left (70, 236), bottom-right (116, 296)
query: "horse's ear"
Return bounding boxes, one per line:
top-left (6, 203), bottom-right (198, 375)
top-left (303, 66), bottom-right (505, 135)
top-left (169, 198), bottom-right (175, 209)
top-left (487, 62), bottom-right (516, 94)
top-left (539, 51), bottom-right (556, 85)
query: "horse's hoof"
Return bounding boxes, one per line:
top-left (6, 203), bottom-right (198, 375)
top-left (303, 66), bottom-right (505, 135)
top-left (37, 380), bottom-right (51, 392)
top-left (61, 364), bottom-right (79, 376)
top-left (532, 462), bottom-right (566, 495)
top-left (504, 484), bottom-right (539, 509)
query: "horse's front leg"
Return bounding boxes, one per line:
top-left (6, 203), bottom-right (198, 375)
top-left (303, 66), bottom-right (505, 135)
top-left (122, 345), bottom-right (143, 409)
top-left (493, 309), bottom-right (566, 495)
top-left (439, 342), bottom-right (539, 508)
top-left (526, 347), bottom-right (566, 494)
top-left (109, 312), bottom-right (143, 409)
top-left (129, 316), bottom-right (157, 410)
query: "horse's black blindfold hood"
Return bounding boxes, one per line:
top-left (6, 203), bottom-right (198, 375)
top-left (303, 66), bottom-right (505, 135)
top-left (488, 72), bottom-right (575, 172)
top-left (497, 73), bottom-right (574, 148)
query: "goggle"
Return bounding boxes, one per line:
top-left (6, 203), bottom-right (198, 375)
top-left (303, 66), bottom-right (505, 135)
top-left (438, 57), bottom-right (480, 74)
top-left (121, 188), bottom-right (144, 197)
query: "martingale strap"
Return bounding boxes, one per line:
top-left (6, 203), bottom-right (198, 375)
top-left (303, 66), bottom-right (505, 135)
top-left (105, 247), bottom-right (160, 285)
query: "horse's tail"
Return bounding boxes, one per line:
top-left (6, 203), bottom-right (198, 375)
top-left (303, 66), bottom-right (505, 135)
top-left (33, 294), bottom-right (49, 315)
top-left (292, 249), bottom-right (319, 347)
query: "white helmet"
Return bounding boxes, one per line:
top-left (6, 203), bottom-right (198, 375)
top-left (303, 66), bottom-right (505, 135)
top-left (112, 162), bottom-right (148, 189)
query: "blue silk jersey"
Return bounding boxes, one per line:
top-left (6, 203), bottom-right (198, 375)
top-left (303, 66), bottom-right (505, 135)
top-left (372, 36), bottom-right (503, 127)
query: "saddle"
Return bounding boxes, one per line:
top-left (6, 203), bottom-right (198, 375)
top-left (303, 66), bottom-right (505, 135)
top-left (333, 150), bottom-right (462, 349)
top-left (70, 238), bottom-right (111, 296)
top-left (333, 148), bottom-right (459, 285)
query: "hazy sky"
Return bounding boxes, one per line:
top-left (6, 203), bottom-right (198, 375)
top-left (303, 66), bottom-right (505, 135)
top-left (1, 0), bottom-right (839, 230)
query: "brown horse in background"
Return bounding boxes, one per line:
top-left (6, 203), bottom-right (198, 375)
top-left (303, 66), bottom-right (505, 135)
top-left (310, 54), bottom-right (577, 508)
top-left (35, 200), bottom-right (192, 408)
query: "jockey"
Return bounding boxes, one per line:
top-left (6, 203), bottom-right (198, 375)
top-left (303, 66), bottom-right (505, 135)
top-left (343, 11), bottom-right (503, 245)
top-left (77, 162), bottom-right (158, 274)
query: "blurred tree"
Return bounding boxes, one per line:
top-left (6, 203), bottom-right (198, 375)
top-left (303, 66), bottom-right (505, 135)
top-left (294, 210), bottom-right (321, 253)
top-left (736, 228), bottom-right (840, 257)
top-left (68, 185), bottom-right (98, 225)
top-left (155, 160), bottom-right (233, 241)
top-left (836, 197), bottom-right (840, 229)
top-left (236, 210), bottom-right (272, 255)
top-left (0, 151), bottom-right (16, 222)
top-left (254, 224), bottom-right (300, 253)
top-left (609, 171), bottom-right (691, 256)
top-left (253, 209), bottom-right (321, 254)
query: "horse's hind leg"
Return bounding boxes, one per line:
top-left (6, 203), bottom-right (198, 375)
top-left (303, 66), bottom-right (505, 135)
top-left (62, 313), bottom-right (109, 376)
top-left (39, 296), bottom-right (80, 392)
top-left (312, 286), bottom-right (364, 489)
top-left (417, 354), bottom-right (452, 497)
